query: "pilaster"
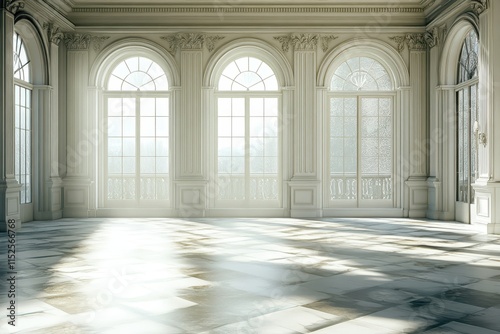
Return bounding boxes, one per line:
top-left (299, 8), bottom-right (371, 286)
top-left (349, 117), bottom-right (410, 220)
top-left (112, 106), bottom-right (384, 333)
top-left (63, 33), bottom-right (91, 217)
top-left (289, 34), bottom-right (321, 218)
top-left (175, 41), bottom-right (206, 217)
top-left (0, 5), bottom-right (21, 230)
top-left (472, 0), bottom-right (500, 233)
top-left (405, 33), bottom-right (428, 218)
top-left (33, 86), bottom-right (63, 220)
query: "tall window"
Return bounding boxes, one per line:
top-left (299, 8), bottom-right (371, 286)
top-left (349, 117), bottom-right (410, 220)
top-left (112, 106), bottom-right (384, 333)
top-left (329, 57), bottom-right (394, 207)
top-left (13, 33), bottom-right (32, 204)
top-left (457, 30), bottom-right (479, 204)
top-left (104, 56), bottom-right (170, 206)
top-left (216, 57), bottom-right (280, 206)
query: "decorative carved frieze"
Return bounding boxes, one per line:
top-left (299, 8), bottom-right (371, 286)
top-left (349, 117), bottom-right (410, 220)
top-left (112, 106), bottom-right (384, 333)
top-left (4, 0), bottom-right (24, 14)
top-left (161, 33), bottom-right (225, 53)
top-left (424, 27), bottom-right (439, 48)
top-left (471, 0), bottom-right (488, 15)
top-left (274, 35), bottom-right (293, 52)
top-left (389, 35), bottom-right (406, 53)
top-left (91, 36), bottom-right (110, 51)
top-left (64, 33), bottom-right (92, 50)
top-left (424, 25), bottom-right (447, 49)
top-left (43, 22), bottom-right (64, 46)
top-left (320, 35), bottom-right (338, 52)
top-left (205, 35), bottom-right (225, 52)
top-left (291, 34), bottom-right (319, 51)
top-left (63, 33), bottom-right (109, 51)
top-left (274, 34), bottom-right (337, 52)
top-left (406, 33), bottom-right (427, 51)
top-left (389, 32), bottom-right (431, 52)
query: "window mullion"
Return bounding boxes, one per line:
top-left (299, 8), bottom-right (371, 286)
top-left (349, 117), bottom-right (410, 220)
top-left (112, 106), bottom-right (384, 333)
top-left (245, 96), bottom-right (250, 203)
top-left (357, 96), bottom-right (361, 206)
top-left (136, 96), bottom-right (141, 204)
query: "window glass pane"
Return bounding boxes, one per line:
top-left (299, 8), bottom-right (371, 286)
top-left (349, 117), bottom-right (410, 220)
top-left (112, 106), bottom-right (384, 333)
top-left (13, 33), bottom-right (31, 82)
top-left (330, 57), bottom-right (392, 91)
top-left (141, 157), bottom-right (155, 174)
top-left (156, 98), bottom-right (169, 116)
top-left (108, 138), bottom-right (122, 156)
top-left (250, 138), bottom-right (264, 156)
top-left (156, 117), bottom-right (169, 137)
top-left (141, 138), bottom-right (155, 157)
top-left (156, 157), bottom-right (169, 174)
top-left (218, 138), bottom-right (232, 156)
top-left (123, 138), bottom-right (135, 156)
top-left (140, 98), bottom-right (155, 116)
top-left (156, 138), bottom-right (169, 156)
top-left (458, 30), bottom-right (479, 83)
top-left (123, 117), bottom-right (136, 137)
top-left (108, 57), bottom-right (168, 91)
top-left (218, 57), bottom-right (278, 91)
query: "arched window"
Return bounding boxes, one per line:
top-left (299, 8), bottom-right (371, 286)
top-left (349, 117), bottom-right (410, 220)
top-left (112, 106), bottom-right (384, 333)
top-left (13, 32), bottom-right (32, 205)
top-left (329, 56), bottom-right (394, 207)
top-left (216, 57), bottom-right (280, 206)
top-left (104, 56), bottom-right (170, 206)
top-left (457, 30), bottom-right (479, 204)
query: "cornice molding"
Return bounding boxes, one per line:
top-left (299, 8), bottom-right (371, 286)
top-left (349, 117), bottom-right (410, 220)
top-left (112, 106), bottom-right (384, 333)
top-left (274, 33), bottom-right (337, 52)
top-left (63, 33), bottom-right (109, 51)
top-left (43, 22), bottom-right (64, 46)
top-left (71, 6), bottom-right (424, 14)
top-left (470, 0), bottom-right (488, 15)
top-left (161, 33), bottom-right (225, 53)
top-left (4, 0), bottom-right (25, 14)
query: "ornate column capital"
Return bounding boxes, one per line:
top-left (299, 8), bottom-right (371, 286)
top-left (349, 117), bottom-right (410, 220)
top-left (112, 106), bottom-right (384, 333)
top-left (161, 33), bottom-right (224, 54)
top-left (3, 0), bottom-right (24, 15)
top-left (471, 0), bottom-right (488, 15)
top-left (43, 22), bottom-right (64, 46)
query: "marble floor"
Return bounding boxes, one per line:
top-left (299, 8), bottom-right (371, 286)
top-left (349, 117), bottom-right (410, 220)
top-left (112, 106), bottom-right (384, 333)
top-left (1, 218), bottom-right (500, 334)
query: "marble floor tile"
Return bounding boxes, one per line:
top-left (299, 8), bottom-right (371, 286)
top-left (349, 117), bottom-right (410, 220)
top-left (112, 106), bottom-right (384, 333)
top-left (1, 217), bottom-right (500, 333)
